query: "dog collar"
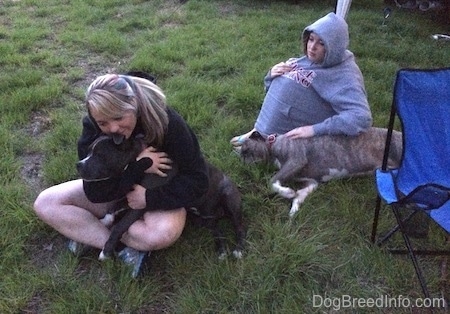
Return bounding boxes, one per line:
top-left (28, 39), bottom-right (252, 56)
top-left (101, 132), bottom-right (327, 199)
top-left (82, 176), bottom-right (112, 182)
top-left (266, 134), bottom-right (277, 148)
top-left (82, 163), bottom-right (130, 182)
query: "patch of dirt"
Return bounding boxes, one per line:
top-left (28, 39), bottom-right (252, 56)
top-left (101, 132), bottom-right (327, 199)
top-left (24, 112), bottom-right (52, 138)
top-left (19, 291), bottom-right (47, 314)
top-left (20, 112), bottom-right (51, 196)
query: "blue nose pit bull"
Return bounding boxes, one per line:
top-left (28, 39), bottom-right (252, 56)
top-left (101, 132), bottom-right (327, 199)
top-left (76, 135), bottom-right (246, 260)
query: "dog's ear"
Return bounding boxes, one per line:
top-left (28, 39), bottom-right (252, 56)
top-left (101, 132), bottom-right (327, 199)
top-left (249, 131), bottom-right (264, 140)
top-left (125, 71), bottom-right (157, 84)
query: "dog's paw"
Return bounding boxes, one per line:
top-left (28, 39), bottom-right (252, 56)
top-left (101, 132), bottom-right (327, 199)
top-left (218, 252), bottom-right (228, 260)
top-left (289, 199), bottom-right (300, 218)
top-left (98, 251), bottom-right (106, 261)
top-left (286, 190), bottom-right (296, 199)
top-left (232, 249), bottom-right (243, 259)
top-left (272, 181), bottom-right (296, 199)
top-left (280, 188), bottom-right (296, 199)
top-left (98, 250), bottom-right (110, 261)
top-left (288, 183), bottom-right (319, 217)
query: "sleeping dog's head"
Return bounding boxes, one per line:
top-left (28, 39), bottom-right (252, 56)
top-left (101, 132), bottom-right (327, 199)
top-left (240, 131), bottom-right (272, 164)
top-left (76, 134), bottom-right (143, 181)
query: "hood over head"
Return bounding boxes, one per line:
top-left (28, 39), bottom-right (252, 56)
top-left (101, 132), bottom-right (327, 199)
top-left (302, 12), bottom-right (349, 68)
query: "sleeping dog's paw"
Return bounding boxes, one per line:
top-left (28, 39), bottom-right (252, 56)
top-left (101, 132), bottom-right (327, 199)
top-left (289, 198), bottom-right (301, 218)
top-left (288, 182), bottom-right (319, 218)
top-left (272, 180), bottom-right (296, 199)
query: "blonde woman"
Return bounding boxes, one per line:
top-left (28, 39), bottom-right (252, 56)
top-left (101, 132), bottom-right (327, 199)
top-left (34, 73), bottom-right (208, 278)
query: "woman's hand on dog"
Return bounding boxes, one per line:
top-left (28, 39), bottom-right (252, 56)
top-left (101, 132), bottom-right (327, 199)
top-left (284, 125), bottom-right (315, 139)
top-left (137, 146), bottom-right (173, 177)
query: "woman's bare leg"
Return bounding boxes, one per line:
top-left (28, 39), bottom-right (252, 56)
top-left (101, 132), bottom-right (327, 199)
top-left (34, 179), bottom-right (187, 278)
top-left (34, 179), bottom-right (186, 252)
top-left (122, 208), bottom-right (186, 251)
top-left (33, 179), bottom-right (115, 249)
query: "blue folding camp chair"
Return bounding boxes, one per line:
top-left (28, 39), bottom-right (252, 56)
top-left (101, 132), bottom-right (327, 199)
top-left (371, 68), bottom-right (450, 299)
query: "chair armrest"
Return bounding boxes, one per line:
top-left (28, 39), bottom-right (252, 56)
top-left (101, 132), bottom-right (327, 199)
top-left (375, 169), bottom-right (399, 204)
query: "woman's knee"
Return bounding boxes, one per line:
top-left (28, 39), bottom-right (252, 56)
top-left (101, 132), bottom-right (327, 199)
top-left (128, 208), bottom-right (187, 250)
top-left (33, 180), bottom-right (85, 219)
top-left (158, 214), bottom-right (186, 246)
top-left (33, 187), bottom-right (56, 219)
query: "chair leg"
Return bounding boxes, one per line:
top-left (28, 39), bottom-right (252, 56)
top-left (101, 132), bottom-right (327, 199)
top-left (441, 237), bottom-right (450, 304)
top-left (372, 197), bottom-right (416, 246)
top-left (371, 196), bottom-right (382, 243)
top-left (392, 205), bottom-right (431, 299)
top-left (377, 210), bottom-right (417, 247)
top-left (440, 257), bottom-right (448, 306)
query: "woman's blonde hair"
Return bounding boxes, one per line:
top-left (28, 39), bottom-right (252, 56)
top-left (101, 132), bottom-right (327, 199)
top-left (85, 74), bottom-right (169, 146)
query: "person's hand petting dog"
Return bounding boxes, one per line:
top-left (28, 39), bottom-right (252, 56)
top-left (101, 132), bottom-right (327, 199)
top-left (137, 146), bottom-right (173, 177)
top-left (284, 125), bottom-right (315, 139)
top-left (128, 147), bottom-right (173, 210)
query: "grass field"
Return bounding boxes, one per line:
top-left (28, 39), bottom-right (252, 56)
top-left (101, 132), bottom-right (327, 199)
top-left (1, 0), bottom-right (450, 312)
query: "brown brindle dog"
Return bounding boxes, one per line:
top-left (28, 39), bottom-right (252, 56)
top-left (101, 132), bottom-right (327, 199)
top-left (240, 127), bottom-right (402, 217)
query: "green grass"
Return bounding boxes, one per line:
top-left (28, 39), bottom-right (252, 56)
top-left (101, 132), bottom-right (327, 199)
top-left (1, 0), bottom-right (450, 312)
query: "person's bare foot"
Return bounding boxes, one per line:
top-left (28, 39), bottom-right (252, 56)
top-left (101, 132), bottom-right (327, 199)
top-left (230, 128), bottom-right (256, 147)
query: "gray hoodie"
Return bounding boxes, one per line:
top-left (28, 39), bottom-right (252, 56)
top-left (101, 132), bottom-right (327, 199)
top-left (254, 12), bottom-right (372, 137)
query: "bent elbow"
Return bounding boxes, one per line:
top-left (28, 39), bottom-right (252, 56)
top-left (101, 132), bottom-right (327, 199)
top-left (347, 114), bottom-right (373, 136)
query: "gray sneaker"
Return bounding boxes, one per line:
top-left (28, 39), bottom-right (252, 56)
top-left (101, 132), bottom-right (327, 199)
top-left (117, 246), bottom-right (150, 278)
top-left (67, 239), bottom-right (92, 257)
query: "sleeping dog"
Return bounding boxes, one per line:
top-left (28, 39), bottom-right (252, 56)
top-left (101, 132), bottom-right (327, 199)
top-left (76, 135), bottom-right (245, 260)
top-left (240, 127), bottom-right (403, 217)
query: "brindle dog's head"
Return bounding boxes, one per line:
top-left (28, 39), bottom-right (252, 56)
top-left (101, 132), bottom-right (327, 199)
top-left (76, 134), bottom-right (142, 181)
top-left (239, 131), bottom-right (272, 164)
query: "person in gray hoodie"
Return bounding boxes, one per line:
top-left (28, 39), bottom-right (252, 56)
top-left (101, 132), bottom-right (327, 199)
top-left (231, 12), bottom-right (372, 146)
